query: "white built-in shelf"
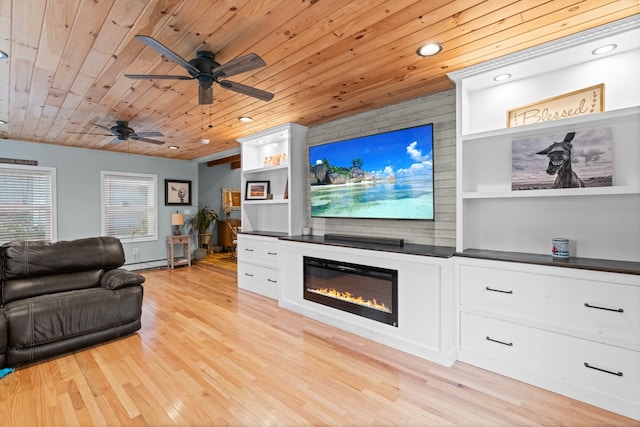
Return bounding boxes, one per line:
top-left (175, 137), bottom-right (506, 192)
top-left (461, 106), bottom-right (640, 141)
top-left (462, 185), bottom-right (640, 199)
top-left (242, 199), bottom-right (290, 205)
top-left (243, 164), bottom-right (289, 174)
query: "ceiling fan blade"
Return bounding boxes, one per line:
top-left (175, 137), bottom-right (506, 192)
top-left (94, 123), bottom-right (118, 135)
top-left (67, 132), bottom-right (113, 136)
top-left (124, 74), bottom-right (194, 80)
top-left (132, 131), bottom-right (164, 138)
top-left (211, 53), bottom-right (266, 78)
top-left (110, 137), bottom-right (122, 144)
top-left (130, 136), bottom-right (165, 145)
top-left (199, 85), bottom-right (213, 104)
top-left (134, 35), bottom-right (200, 76)
top-left (218, 80), bottom-right (274, 102)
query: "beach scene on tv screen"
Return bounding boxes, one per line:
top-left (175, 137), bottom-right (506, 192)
top-left (309, 124), bottom-right (434, 220)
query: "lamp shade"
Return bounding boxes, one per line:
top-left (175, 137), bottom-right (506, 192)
top-left (171, 213), bottom-right (184, 226)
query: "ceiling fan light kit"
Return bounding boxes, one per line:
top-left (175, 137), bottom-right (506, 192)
top-left (125, 35), bottom-right (274, 105)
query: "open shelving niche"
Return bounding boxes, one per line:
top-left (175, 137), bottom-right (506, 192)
top-left (237, 123), bottom-right (308, 236)
top-left (448, 16), bottom-right (640, 262)
top-left (458, 107), bottom-right (639, 262)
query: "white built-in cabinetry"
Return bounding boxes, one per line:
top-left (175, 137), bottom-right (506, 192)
top-left (456, 257), bottom-right (640, 420)
top-left (236, 234), bottom-right (280, 299)
top-left (236, 123), bottom-right (308, 299)
top-left (449, 17), bottom-right (640, 420)
top-left (279, 239), bottom-right (457, 367)
top-left (237, 123), bottom-right (308, 236)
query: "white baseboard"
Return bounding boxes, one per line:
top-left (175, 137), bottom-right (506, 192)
top-left (122, 260), bottom-right (167, 271)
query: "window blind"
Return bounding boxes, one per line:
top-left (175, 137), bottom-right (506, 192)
top-left (0, 165), bottom-right (56, 244)
top-left (101, 171), bottom-right (157, 242)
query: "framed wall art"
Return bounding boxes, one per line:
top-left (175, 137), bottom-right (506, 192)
top-left (511, 127), bottom-right (613, 190)
top-left (507, 84), bottom-right (604, 128)
top-left (222, 187), bottom-right (241, 211)
top-left (165, 179), bottom-right (192, 205)
top-left (245, 181), bottom-right (270, 200)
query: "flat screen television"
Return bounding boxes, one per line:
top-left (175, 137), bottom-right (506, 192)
top-left (309, 123), bottom-right (434, 220)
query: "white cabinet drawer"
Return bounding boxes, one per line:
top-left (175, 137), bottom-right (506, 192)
top-left (459, 265), bottom-right (640, 344)
top-left (237, 235), bottom-right (279, 267)
top-left (237, 262), bottom-right (279, 299)
top-left (460, 312), bottom-right (640, 409)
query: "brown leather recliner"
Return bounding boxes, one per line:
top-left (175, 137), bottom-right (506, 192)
top-left (0, 236), bottom-right (144, 368)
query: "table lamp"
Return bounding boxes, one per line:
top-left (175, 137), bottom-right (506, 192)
top-left (171, 212), bottom-right (184, 235)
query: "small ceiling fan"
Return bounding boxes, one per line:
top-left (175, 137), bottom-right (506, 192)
top-left (71, 121), bottom-right (166, 145)
top-left (125, 35), bottom-right (274, 105)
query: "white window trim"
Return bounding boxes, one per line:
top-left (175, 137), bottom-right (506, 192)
top-left (0, 163), bottom-right (57, 243)
top-left (100, 170), bottom-right (158, 243)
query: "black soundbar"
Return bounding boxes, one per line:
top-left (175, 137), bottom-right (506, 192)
top-left (324, 234), bottom-right (404, 247)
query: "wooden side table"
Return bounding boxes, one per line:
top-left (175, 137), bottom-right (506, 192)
top-left (167, 235), bottom-right (191, 269)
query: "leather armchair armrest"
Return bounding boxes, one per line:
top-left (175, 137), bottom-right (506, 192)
top-left (100, 268), bottom-right (145, 290)
top-left (0, 310), bottom-right (7, 367)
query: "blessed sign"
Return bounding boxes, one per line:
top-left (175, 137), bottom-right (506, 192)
top-left (507, 84), bottom-right (604, 128)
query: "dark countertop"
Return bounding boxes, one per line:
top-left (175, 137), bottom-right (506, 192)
top-left (278, 234), bottom-right (457, 258)
top-left (238, 230), bottom-right (289, 239)
top-left (456, 249), bottom-right (640, 276)
top-left (238, 231), bottom-right (639, 275)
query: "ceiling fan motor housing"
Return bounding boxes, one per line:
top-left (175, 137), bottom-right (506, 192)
top-left (113, 121), bottom-right (135, 139)
top-left (189, 51), bottom-right (221, 88)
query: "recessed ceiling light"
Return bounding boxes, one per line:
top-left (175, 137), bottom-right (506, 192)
top-left (201, 138), bottom-right (210, 144)
top-left (0, 51), bottom-right (8, 60)
top-left (592, 44), bottom-right (617, 55)
top-left (416, 43), bottom-right (443, 57)
top-left (238, 116), bottom-right (253, 122)
top-left (168, 145), bottom-right (179, 150)
top-left (493, 73), bottom-right (512, 82)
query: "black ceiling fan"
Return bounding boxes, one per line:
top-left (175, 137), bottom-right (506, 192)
top-left (124, 35), bottom-right (274, 105)
top-left (71, 121), bottom-right (166, 145)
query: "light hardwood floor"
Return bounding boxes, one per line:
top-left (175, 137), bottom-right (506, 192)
top-left (1, 254), bottom-right (637, 426)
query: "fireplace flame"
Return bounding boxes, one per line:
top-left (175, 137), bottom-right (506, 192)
top-left (307, 287), bottom-right (391, 313)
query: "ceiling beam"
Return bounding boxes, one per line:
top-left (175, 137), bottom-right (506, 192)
top-left (207, 154), bottom-right (241, 169)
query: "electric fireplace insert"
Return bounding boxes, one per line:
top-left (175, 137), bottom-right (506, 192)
top-left (303, 256), bottom-right (398, 327)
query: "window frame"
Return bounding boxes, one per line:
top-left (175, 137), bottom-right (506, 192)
top-left (100, 170), bottom-right (158, 243)
top-left (0, 163), bottom-right (57, 244)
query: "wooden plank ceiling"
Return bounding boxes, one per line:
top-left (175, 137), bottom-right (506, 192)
top-left (0, 0), bottom-right (637, 161)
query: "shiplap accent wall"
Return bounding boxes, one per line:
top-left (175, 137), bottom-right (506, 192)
top-left (306, 89), bottom-right (456, 247)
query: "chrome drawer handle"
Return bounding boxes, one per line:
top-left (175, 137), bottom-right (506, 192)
top-left (267, 279), bottom-right (277, 283)
top-left (584, 303), bottom-right (623, 313)
top-left (267, 252), bottom-right (277, 255)
top-left (485, 286), bottom-right (513, 294)
top-left (244, 248), bottom-right (254, 252)
top-left (244, 273), bottom-right (254, 277)
top-left (486, 336), bottom-right (513, 346)
top-left (584, 362), bottom-right (623, 377)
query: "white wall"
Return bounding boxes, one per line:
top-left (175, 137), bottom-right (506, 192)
top-left (1, 139), bottom-right (197, 265)
top-left (306, 90), bottom-right (457, 247)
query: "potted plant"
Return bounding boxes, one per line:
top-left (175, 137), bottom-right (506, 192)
top-left (186, 206), bottom-right (218, 260)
